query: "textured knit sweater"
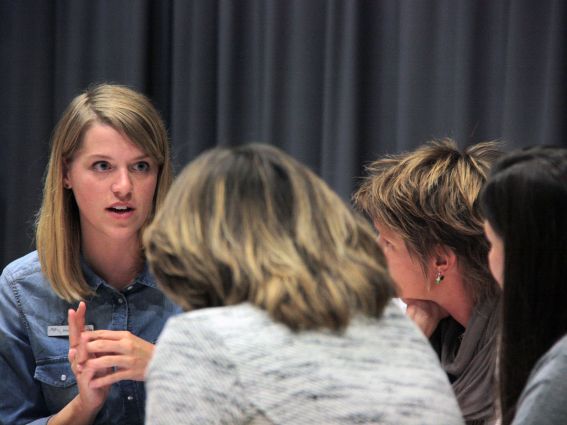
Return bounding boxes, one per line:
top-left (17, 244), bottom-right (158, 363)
top-left (146, 301), bottom-right (464, 425)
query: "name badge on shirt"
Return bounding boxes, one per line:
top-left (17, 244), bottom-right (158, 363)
top-left (47, 325), bottom-right (94, 337)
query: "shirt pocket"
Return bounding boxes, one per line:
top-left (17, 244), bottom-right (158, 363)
top-left (34, 357), bottom-right (77, 411)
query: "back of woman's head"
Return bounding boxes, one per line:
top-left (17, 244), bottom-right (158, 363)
top-left (480, 146), bottom-right (567, 424)
top-left (144, 143), bottom-right (395, 331)
top-left (353, 139), bottom-right (501, 303)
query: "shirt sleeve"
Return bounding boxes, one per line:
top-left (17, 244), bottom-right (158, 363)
top-left (512, 343), bottom-right (567, 425)
top-left (145, 315), bottom-right (254, 425)
top-left (0, 268), bottom-right (51, 425)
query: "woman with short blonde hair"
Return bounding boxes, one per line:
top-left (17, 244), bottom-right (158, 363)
top-left (354, 139), bottom-right (501, 425)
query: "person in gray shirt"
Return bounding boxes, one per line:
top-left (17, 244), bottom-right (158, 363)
top-left (513, 335), bottom-right (567, 425)
top-left (353, 139), bottom-right (502, 425)
top-left (143, 144), bottom-right (464, 425)
top-left (482, 146), bottom-right (567, 425)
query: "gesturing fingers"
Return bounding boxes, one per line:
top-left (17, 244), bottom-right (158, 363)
top-left (79, 330), bottom-right (155, 382)
top-left (68, 301), bottom-right (86, 349)
top-left (81, 331), bottom-right (153, 357)
top-left (68, 347), bottom-right (82, 376)
top-left (82, 330), bottom-right (132, 341)
top-left (89, 367), bottom-right (138, 389)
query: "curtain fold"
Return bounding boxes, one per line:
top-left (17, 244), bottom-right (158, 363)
top-left (1, 0), bottom-right (566, 267)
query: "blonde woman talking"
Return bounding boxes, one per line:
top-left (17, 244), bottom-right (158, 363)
top-left (0, 84), bottom-right (180, 424)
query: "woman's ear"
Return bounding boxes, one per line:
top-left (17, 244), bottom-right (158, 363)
top-left (433, 245), bottom-right (456, 273)
top-left (429, 245), bottom-right (456, 285)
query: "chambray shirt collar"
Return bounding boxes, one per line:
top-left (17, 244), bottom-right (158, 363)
top-left (80, 256), bottom-right (157, 291)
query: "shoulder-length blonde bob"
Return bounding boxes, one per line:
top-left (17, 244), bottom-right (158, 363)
top-left (144, 144), bottom-right (394, 331)
top-left (36, 83), bottom-right (172, 302)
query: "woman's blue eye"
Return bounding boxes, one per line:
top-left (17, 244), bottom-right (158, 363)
top-left (133, 161), bottom-right (150, 172)
top-left (93, 161), bottom-right (111, 171)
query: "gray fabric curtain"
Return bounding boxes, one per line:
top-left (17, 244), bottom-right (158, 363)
top-left (1, 0), bottom-right (566, 268)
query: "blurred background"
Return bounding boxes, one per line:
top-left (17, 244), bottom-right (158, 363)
top-left (1, 0), bottom-right (566, 268)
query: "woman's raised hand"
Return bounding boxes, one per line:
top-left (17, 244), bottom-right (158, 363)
top-left (68, 302), bottom-right (111, 413)
top-left (404, 299), bottom-right (449, 338)
top-left (78, 329), bottom-right (155, 388)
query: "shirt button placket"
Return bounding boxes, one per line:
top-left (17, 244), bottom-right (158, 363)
top-left (111, 294), bottom-right (127, 331)
top-left (113, 293), bottom-right (140, 421)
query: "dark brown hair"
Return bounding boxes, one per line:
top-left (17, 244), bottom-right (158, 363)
top-left (481, 146), bottom-right (567, 424)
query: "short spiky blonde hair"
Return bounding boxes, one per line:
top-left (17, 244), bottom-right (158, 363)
top-left (36, 83), bottom-right (172, 302)
top-left (144, 144), bottom-right (394, 331)
top-left (353, 139), bottom-right (501, 303)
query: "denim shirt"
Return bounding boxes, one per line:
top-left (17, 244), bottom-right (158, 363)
top-left (0, 251), bottom-right (181, 425)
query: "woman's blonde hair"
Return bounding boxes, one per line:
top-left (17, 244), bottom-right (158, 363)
top-left (353, 139), bottom-right (501, 303)
top-left (144, 144), bottom-right (394, 331)
top-left (36, 83), bottom-right (172, 302)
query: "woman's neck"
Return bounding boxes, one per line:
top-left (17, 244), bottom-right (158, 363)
top-left (82, 236), bottom-right (143, 291)
top-left (442, 295), bottom-right (473, 329)
top-left (435, 272), bottom-right (475, 328)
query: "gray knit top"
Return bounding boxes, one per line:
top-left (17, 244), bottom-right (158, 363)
top-left (146, 301), bottom-right (464, 425)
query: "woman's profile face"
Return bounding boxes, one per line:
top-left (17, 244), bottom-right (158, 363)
top-left (63, 123), bottom-right (158, 248)
top-left (483, 220), bottom-right (504, 287)
top-left (373, 221), bottom-right (431, 301)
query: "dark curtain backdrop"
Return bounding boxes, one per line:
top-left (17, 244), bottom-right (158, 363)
top-left (1, 0), bottom-right (566, 268)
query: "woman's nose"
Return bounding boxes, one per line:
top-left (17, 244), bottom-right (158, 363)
top-left (111, 169), bottom-right (133, 196)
